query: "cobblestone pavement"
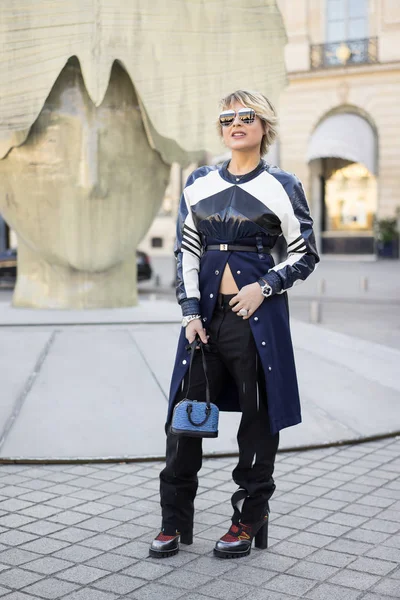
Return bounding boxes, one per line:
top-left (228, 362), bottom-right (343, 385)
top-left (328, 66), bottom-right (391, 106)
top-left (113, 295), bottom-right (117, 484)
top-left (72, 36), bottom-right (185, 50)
top-left (0, 437), bottom-right (399, 599)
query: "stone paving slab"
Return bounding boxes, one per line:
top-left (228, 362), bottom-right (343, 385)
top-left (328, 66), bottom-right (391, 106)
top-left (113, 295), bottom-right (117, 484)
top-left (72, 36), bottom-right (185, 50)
top-left (0, 314), bottom-right (399, 459)
top-left (0, 329), bottom-right (168, 459)
top-left (0, 331), bottom-right (52, 439)
top-left (0, 437), bottom-right (398, 598)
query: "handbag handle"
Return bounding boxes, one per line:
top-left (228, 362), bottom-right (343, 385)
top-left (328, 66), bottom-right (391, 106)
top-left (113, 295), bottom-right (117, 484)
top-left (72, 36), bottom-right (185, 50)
top-left (186, 403), bottom-right (211, 427)
top-left (184, 336), bottom-right (211, 408)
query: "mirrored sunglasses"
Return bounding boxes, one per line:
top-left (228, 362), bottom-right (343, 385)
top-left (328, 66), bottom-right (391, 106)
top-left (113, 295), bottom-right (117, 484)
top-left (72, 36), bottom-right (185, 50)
top-left (219, 108), bottom-right (256, 127)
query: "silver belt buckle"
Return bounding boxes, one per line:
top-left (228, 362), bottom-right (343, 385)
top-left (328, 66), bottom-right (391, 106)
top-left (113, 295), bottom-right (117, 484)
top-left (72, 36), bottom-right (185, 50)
top-left (220, 244), bottom-right (228, 251)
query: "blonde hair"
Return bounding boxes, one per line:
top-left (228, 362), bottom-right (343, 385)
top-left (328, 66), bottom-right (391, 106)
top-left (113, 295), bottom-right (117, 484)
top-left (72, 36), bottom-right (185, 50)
top-left (216, 90), bottom-right (278, 156)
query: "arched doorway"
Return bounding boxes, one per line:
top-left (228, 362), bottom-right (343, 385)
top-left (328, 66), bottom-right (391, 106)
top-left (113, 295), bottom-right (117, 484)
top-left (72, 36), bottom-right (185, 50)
top-left (307, 111), bottom-right (378, 255)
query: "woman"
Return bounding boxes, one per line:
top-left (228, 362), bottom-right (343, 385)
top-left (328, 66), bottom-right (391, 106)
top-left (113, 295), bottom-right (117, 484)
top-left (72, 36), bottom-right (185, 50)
top-left (150, 90), bottom-right (319, 559)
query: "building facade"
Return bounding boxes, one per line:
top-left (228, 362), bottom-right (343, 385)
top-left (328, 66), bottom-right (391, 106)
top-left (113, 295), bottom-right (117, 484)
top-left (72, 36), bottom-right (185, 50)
top-left (277, 0), bottom-right (400, 255)
top-left (140, 0), bottom-right (400, 258)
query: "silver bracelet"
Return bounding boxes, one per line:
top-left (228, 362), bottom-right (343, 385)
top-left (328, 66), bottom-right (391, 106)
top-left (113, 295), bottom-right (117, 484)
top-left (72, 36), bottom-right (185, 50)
top-left (181, 314), bottom-right (201, 327)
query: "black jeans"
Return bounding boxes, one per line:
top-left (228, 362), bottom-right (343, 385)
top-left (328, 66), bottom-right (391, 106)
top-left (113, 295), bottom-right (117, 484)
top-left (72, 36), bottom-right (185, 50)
top-left (160, 293), bottom-right (280, 535)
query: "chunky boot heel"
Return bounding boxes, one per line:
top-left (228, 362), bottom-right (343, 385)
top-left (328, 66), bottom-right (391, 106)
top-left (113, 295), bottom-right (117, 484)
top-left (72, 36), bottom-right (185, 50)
top-left (254, 517), bottom-right (269, 549)
top-left (180, 530), bottom-right (193, 545)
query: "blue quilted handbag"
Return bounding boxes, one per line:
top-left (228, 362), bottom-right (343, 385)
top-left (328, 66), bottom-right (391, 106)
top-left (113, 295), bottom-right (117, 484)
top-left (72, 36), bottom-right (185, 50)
top-left (170, 338), bottom-right (219, 438)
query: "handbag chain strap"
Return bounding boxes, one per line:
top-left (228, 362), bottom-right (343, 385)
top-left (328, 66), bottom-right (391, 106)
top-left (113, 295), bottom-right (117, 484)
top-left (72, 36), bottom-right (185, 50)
top-left (185, 336), bottom-right (211, 407)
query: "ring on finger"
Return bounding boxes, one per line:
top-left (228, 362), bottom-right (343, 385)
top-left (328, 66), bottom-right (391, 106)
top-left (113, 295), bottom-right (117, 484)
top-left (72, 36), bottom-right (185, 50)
top-left (238, 308), bottom-right (248, 317)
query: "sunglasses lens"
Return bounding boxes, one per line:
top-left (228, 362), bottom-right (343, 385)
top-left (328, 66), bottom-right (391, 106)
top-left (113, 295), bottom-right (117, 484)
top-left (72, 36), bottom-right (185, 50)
top-left (238, 108), bottom-right (256, 124)
top-left (219, 110), bottom-right (235, 127)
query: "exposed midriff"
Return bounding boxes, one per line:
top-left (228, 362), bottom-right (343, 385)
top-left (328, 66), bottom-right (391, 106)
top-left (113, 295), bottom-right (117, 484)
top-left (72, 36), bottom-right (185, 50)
top-left (218, 262), bottom-right (240, 294)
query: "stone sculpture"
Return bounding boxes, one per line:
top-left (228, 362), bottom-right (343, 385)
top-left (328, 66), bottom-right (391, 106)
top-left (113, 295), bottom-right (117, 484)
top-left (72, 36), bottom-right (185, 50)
top-left (0, 1), bottom-right (286, 308)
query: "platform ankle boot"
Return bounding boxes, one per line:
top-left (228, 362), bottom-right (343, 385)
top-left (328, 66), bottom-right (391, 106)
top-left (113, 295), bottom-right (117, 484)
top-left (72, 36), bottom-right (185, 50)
top-left (214, 489), bottom-right (269, 559)
top-left (149, 526), bottom-right (193, 558)
top-left (213, 513), bottom-right (269, 558)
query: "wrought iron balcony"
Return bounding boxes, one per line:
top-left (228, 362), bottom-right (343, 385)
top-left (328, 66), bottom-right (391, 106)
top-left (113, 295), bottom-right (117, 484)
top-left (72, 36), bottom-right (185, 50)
top-left (310, 37), bottom-right (378, 70)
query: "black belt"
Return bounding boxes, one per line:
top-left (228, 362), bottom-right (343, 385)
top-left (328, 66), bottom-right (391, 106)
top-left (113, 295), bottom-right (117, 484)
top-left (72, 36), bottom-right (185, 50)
top-left (205, 244), bottom-right (270, 253)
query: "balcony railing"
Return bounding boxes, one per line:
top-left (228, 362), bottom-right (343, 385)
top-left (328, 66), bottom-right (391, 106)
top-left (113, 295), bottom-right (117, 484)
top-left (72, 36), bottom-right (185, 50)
top-left (310, 37), bottom-right (378, 70)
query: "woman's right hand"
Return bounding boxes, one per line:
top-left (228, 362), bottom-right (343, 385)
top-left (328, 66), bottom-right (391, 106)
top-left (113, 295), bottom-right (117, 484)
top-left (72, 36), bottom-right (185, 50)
top-left (185, 319), bottom-right (208, 344)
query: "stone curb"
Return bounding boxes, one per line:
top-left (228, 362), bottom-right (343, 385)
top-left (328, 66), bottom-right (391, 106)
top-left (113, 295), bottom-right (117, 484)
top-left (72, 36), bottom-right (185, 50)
top-left (0, 429), bottom-right (399, 465)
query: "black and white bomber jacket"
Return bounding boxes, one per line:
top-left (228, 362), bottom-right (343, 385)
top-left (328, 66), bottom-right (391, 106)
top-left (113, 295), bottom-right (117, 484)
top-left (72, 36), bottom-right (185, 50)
top-left (174, 159), bottom-right (320, 317)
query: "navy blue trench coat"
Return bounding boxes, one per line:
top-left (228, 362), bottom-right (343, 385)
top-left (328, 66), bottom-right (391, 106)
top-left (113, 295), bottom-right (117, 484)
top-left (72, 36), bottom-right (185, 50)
top-left (167, 159), bottom-right (319, 436)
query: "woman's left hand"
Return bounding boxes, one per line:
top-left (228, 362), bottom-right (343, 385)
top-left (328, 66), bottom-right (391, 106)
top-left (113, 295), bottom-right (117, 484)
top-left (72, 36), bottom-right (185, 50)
top-left (229, 282), bottom-right (264, 320)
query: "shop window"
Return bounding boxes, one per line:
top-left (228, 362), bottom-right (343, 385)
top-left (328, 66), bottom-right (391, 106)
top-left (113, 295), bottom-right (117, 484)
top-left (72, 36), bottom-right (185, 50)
top-left (325, 163), bottom-right (376, 232)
